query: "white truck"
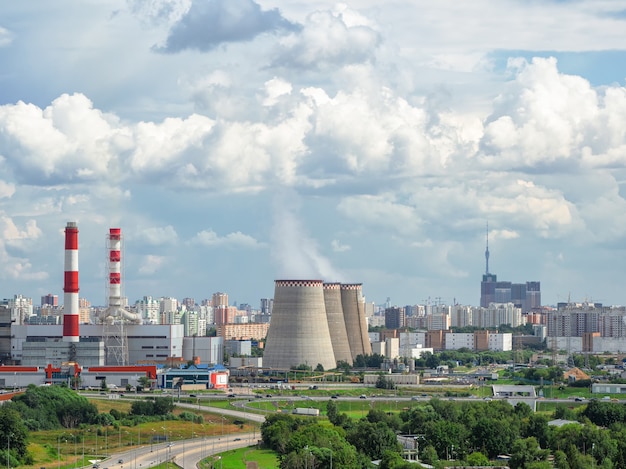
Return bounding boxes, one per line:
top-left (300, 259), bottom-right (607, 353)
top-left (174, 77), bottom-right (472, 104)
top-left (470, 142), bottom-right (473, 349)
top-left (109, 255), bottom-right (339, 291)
top-left (292, 407), bottom-right (320, 416)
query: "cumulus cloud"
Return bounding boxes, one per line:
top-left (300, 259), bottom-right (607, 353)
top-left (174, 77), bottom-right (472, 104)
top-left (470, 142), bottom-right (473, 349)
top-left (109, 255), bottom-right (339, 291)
top-left (0, 93), bottom-right (125, 184)
top-left (273, 6), bottom-right (380, 69)
top-left (155, 0), bottom-right (298, 53)
top-left (331, 239), bottom-right (351, 252)
top-left (134, 226), bottom-right (179, 245)
top-left (127, 0), bottom-right (192, 26)
top-left (0, 217), bottom-right (47, 281)
top-left (0, 26), bottom-right (12, 47)
top-left (0, 181), bottom-right (15, 199)
top-left (138, 254), bottom-right (166, 274)
top-left (337, 194), bottom-right (422, 235)
top-left (191, 229), bottom-right (264, 248)
top-left (479, 57), bottom-right (601, 170)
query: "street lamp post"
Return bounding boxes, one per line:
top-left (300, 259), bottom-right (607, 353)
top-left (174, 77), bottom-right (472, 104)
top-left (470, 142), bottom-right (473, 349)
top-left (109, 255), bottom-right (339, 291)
top-left (57, 434), bottom-right (65, 469)
top-left (7, 433), bottom-right (10, 469)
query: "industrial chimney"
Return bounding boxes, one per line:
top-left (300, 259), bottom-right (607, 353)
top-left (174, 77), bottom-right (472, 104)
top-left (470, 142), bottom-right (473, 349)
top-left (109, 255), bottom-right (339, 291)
top-left (263, 280), bottom-right (336, 371)
top-left (62, 222), bottom-right (79, 342)
top-left (108, 228), bottom-right (122, 312)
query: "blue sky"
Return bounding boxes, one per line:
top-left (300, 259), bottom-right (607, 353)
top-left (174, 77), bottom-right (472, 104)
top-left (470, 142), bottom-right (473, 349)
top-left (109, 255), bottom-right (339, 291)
top-left (2, 0), bottom-right (626, 309)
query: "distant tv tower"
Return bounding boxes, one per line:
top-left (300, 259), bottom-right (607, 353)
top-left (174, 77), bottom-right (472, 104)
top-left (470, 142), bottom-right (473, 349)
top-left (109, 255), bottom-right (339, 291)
top-left (485, 222), bottom-right (490, 275)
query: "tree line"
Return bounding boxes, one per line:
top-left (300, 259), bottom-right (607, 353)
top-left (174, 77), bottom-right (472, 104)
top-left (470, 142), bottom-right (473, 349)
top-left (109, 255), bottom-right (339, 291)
top-left (261, 396), bottom-right (626, 468)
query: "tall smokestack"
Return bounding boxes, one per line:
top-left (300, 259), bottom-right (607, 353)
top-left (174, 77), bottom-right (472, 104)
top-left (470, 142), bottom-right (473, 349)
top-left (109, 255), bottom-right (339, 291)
top-left (263, 280), bottom-right (336, 371)
top-left (63, 222), bottom-right (79, 343)
top-left (108, 228), bottom-right (122, 310)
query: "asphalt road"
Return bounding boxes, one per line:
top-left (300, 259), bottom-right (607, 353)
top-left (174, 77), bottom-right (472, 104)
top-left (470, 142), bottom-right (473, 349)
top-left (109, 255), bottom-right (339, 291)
top-left (95, 433), bottom-right (257, 469)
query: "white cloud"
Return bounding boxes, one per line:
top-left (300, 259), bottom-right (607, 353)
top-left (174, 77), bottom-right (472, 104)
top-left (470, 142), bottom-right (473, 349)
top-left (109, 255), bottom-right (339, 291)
top-left (135, 226), bottom-right (179, 246)
top-left (274, 7), bottom-right (380, 69)
top-left (4, 2), bottom-right (626, 305)
top-left (0, 181), bottom-right (15, 199)
top-left (331, 239), bottom-right (350, 252)
top-left (0, 93), bottom-right (125, 184)
top-left (1, 218), bottom-right (42, 241)
top-left (191, 229), bottom-right (264, 248)
top-left (138, 254), bottom-right (166, 274)
top-left (0, 26), bottom-right (12, 47)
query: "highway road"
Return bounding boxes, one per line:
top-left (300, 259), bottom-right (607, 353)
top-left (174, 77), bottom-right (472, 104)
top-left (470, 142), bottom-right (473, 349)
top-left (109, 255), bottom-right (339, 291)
top-left (94, 432), bottom-right (257, 469)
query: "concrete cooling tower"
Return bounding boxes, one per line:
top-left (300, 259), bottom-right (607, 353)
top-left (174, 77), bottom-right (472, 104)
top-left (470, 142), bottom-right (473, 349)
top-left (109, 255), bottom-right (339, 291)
top-left (323, 283), bottom-right (353, 365)
top-left (263, 280), bottom-right (336, 371)
top-left (341, 283), bottom-right (372, 360)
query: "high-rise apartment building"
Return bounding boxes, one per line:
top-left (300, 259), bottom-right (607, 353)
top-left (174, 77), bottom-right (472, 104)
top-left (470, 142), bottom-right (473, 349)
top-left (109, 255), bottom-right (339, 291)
top-left (135, 296), bottom-right (160, 324)
top-left (212, 292), bottom-right (228, 308)
top-left (384, 307), bottom-right (405, 329)
top-left (41, 294), bottom-right (58, 307)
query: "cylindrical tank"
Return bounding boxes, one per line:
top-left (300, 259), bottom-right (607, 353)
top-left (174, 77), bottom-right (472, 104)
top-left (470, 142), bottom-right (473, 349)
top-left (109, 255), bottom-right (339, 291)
top-left (341, 283), bottom-right (372, 360)
top-left (323, 283), bottom-right (353, 366)
top-left (264, 280), bottom-right (336, 371)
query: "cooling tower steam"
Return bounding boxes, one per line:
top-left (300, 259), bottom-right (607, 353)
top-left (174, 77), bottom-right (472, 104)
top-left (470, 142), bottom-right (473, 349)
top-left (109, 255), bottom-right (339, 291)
top-left (271, 191), bottom-right (344, 281)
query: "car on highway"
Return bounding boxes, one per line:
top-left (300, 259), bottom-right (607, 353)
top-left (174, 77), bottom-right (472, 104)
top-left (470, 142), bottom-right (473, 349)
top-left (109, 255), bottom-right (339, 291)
top-left (359, 394), bottom-right (367, 399)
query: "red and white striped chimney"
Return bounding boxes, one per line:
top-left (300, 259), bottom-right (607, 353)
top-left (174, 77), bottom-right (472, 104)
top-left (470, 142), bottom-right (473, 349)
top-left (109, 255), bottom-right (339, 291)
top-left (108, 228), bottom-right (122, 310)
top-left (63, 222), bottom-right (79, 342)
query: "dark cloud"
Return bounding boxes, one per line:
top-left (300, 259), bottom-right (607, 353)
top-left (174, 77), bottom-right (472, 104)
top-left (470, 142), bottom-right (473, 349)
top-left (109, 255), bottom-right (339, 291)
top-left (155, 0), bottom-right (299, 53)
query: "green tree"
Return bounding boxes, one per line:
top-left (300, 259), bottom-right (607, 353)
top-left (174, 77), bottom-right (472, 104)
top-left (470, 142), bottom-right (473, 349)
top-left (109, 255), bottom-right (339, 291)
top-left (0, 406), bottom-right (29, 462)
top-left (509, 437), bottom-right (550, 469)
top-left (420, 445), bottom-right (439, 466)
top-left (466, 451), bottom-right (489, 466)
top-left (137, 376), bottom-right (151, 391)
top-left (470, 416), bottom-right (516, 459)
top-left (346, 419), bottom-right (401, 460)
top-left (8, 385), bottom-right (98, 430)
top-left (261, 414), bottom-right (304, 454)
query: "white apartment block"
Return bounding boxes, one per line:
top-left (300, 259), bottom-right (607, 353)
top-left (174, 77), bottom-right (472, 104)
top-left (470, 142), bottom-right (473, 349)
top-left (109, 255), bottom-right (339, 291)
top-left (371, 341), bottom-right (384, 356)
top-left (160, 297), bottom-right (178, 313)
top-left (8, 295), bottom-right (33, 325)
top-left (135, 296), bottom-right (160, 324)
top-left (488, 332), bottom-right (513, 351)
top-left (444, 333), bottom-right (474, 350)
top-left (450, 305), bottom-right (473, 328)
top-left (427, 313), bottom-right (450, 331)
top-left (474, 303), bottom-right (523, 328)
top-left (385, 337), bottom-right (400, 359)
top-left (368, 332), bottom-right (381, 343)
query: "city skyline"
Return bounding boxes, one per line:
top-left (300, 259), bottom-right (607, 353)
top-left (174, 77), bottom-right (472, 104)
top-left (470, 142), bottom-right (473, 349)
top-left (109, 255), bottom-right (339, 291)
top-left (1, 1), bottom-right (626, 308)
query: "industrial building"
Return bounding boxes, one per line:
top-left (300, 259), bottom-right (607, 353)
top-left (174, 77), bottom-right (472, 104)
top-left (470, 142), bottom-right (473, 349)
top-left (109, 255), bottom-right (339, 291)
top-left (0, 222), bottom-right (227, 394)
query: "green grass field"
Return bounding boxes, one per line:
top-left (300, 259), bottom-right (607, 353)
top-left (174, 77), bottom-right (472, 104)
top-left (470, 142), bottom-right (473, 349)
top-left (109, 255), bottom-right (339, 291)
top-left (199, 447), bottom-right (279, 469)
